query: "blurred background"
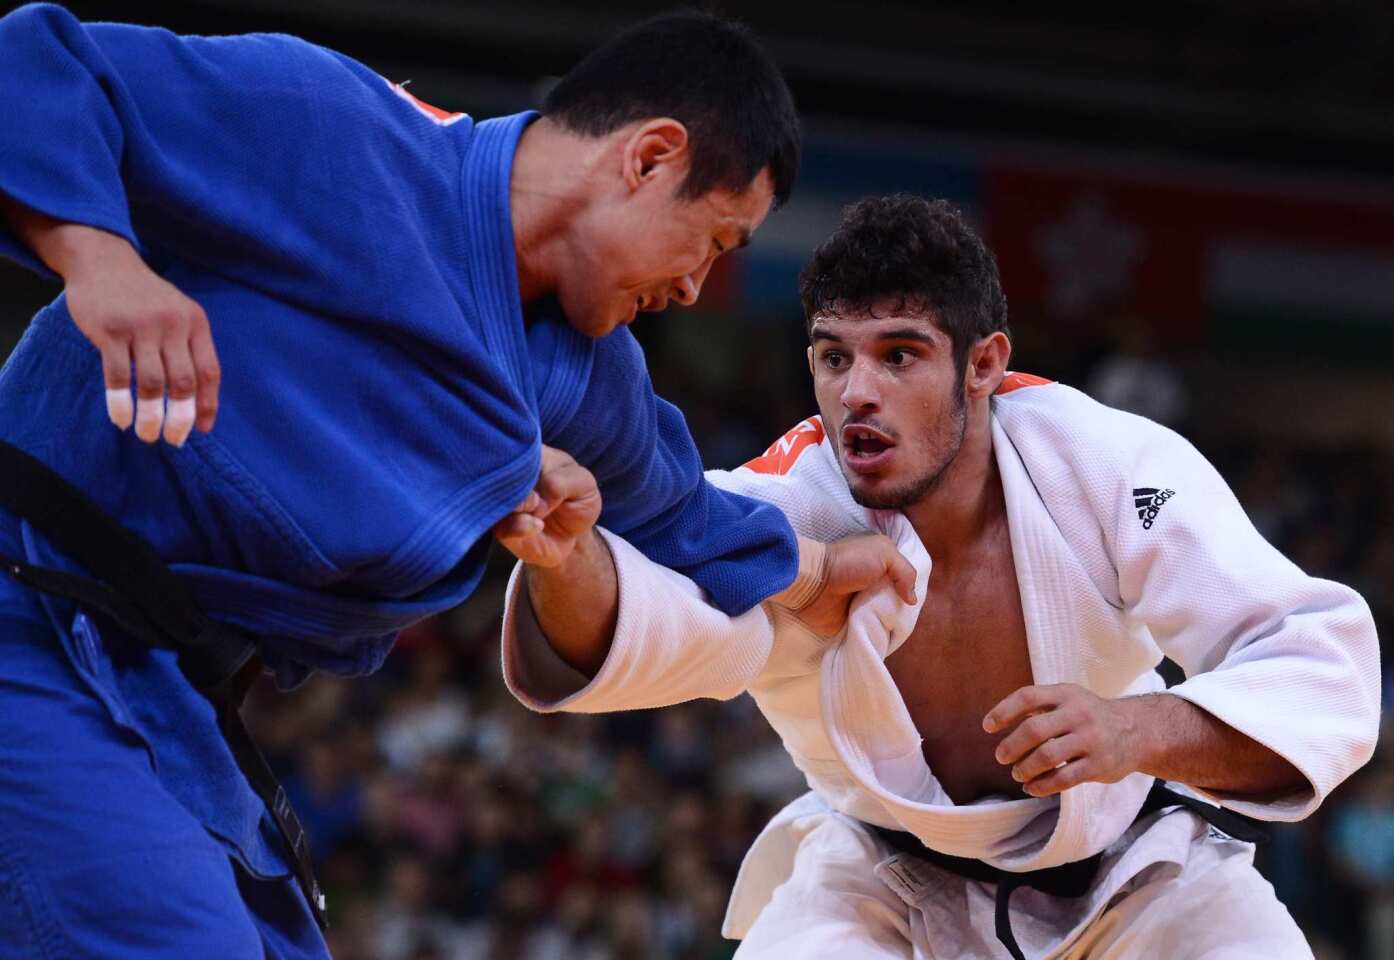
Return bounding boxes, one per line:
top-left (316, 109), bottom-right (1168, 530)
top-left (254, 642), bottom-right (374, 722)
top-left (2, 2), bottom-right (1391, 958)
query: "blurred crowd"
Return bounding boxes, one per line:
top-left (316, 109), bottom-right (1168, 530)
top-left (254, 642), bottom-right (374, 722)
top-left (246, 318), bottom-right (1393, 960)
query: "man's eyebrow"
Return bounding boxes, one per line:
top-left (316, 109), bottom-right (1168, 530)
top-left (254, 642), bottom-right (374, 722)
top-left (876, 327), bottom-right (937, 345)
top-left (809, 327), bottom-right (842, 343)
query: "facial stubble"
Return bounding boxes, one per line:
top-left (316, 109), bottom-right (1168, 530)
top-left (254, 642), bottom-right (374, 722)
top-left (844, 380), bottom-right (968, 511)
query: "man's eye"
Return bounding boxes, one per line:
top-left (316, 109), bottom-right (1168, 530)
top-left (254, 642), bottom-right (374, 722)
top-left (887, 348), bottom-right (914, 366)
top-left (822, 352), bottom-right (845, 369)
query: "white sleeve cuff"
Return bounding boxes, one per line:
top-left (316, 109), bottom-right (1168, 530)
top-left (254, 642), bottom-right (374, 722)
top-left (501, 527), bottom-right (775, 714)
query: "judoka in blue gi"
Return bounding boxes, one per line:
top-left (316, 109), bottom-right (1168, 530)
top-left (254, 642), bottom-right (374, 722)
top-left (0, 5), bottom-right (915, 956)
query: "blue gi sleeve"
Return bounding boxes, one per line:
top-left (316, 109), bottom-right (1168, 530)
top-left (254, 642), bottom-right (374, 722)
top-left (0, 3), bottom-right (459, 307)
top-left (548, 327), bottom-right (798, 615)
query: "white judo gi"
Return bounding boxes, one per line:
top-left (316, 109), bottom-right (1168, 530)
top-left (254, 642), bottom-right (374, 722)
top-left (502, 375), bottom-right (1381, 959)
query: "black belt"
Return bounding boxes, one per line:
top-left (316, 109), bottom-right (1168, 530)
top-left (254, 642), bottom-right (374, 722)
top-left (870, 780), bottom-right (1267, 960)
top-left (0, 440), bottom-right (327, 930)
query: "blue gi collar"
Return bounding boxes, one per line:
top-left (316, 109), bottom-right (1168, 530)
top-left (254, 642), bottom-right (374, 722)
top-left (459, 110), bottom-right (538, 399)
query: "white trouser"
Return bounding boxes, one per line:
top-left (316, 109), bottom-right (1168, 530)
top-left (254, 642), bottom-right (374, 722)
top-left (734, 807), bottom-right (1311, 960)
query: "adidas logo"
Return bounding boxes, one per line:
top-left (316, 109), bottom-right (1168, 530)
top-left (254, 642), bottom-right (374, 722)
top-left (1133, 487), bottom-right (1175, 529)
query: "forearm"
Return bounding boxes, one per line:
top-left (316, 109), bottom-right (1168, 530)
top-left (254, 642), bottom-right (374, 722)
top-left (0, 193), bottom-right (135, 278)
top-left (504, 528), bottom-right (779, 714)
top-left (1126, 693), bottom-right (1307, 799)
top-left (522, 527), bottom-right (618, 677)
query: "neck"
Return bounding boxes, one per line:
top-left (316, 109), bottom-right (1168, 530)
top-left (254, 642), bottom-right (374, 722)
top-left (509, 117), bottom-right (597, 305)
top-left (902, 402), bottom-right (1005, 563)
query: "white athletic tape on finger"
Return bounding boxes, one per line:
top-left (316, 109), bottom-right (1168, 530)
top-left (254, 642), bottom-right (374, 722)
top-left (135, 395), bottom-right (164, 443)
top-left (164, 397), bottom-right (196, 447)
top-left (105, 389), bottom-right (134, 430)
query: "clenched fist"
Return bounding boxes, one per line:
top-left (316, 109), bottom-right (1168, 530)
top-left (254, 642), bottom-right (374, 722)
top-left (492, 445), bottom-right (603, 568)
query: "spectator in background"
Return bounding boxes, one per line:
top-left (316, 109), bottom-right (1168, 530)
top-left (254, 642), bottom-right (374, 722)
top-left (1086, 317), bottom-right (1188, 426)
top-left (1328, 736), bottom-right (1394, 960)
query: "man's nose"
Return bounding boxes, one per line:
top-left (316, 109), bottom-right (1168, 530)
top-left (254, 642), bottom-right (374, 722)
top-left (671, 260), bottom-right (712, 307)
top-left (841, 359), bottom-right (881, 411)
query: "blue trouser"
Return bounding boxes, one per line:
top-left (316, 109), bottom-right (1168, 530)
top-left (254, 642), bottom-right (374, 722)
top-left (0, 603), bottom-right (329, 958)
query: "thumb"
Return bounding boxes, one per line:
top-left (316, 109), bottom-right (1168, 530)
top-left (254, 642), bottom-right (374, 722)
top-left (884, 546), bottom-right (918, 606)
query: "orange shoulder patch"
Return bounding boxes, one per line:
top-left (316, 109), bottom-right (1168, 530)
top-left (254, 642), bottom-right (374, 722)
top-left (995, 371), bottom-right (1054, 395)
top-left (387, 80), bottom-right (466, 126)
top-left (743, 417), bottom-right (826, 475)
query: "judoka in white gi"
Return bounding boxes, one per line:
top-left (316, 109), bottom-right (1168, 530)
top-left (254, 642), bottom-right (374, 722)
top-left (493, 195), bottom-right (1381, 958)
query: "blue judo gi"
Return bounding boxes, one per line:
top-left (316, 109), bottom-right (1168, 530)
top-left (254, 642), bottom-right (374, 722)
top-left (0, 5), bottom-right (798, 957)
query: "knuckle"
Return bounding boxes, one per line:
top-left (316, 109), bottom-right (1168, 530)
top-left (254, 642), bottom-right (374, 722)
top-left (128, 314), bottom-right (159, 338)
top-left (161, 310), bottom-right (188, 336)
top-left (168, 372), bottom-right (196, 395)
top-left (98, 312), bottom-right (133, 335)
top-left (197, 360), bottom-right (222, 383)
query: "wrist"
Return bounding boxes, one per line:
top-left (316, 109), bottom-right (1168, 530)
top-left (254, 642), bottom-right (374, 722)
top-left (771, 536), bottom-right (829, 611)
top-left (522, 527), bottom-right (615, 677)
top-left (45, 223), bottom-right (139, 281)
top-left (1119, 694), bottom-right (1166, 776)
top-left (526, 526), bottom-right (605, 582)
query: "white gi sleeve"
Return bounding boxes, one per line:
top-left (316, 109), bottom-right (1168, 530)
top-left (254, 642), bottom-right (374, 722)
top-left (501, 526), bottom-right (776, 713)
top-left (1102, 408), bottom-right (1380, 820)
top-left (501, 437), bottom-right (872, 714)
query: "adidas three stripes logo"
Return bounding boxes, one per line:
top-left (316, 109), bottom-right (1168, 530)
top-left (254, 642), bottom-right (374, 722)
top-left (1133, 487), bottom-right (1175, 529)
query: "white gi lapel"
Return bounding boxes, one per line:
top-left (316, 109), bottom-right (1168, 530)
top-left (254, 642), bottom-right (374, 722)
top-left (991, 415), bottom-right (1081, 690)
top-left (992, 413), bottom-right (1153, 868)
top-left (812, 415), bottom-right (1152, 872)
top-left (814, 428), bottom-right (1061, 864)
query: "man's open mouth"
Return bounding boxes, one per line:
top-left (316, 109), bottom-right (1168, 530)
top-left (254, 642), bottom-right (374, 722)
top-left (841, 423), bottom-right (896, 471)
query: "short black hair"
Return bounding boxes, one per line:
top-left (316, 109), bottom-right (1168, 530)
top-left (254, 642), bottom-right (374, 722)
top-left (543, 10), bottom-right (799, 208)
top-left (799, 195), bottom-right (1009, 375)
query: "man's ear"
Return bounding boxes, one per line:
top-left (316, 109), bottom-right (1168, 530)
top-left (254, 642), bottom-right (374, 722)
top-left (806, 345), bottom-right (815, 377)
top-left (965, 332), bottom-right (1012, 399)
top-left (621, 118), bottom-right (689, 193)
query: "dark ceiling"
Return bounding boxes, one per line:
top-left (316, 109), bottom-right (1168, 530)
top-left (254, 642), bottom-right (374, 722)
top-left (12, 1), bottom-right (1394, 178)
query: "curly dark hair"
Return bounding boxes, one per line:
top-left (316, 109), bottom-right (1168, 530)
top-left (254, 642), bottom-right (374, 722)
top-left (543, 11), bottom-right (799, 208)
top-left (798, 195), bottom-right (1009, 375)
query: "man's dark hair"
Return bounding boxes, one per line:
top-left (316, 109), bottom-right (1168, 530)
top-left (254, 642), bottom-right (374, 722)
top-left (799, 195), bottom-right (1010, 375)
top-left (543, 11), bottom-right (799, 207)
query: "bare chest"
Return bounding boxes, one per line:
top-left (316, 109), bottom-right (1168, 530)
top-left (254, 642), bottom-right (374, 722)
top-left (883, 536), bottom-right (1035, 804)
